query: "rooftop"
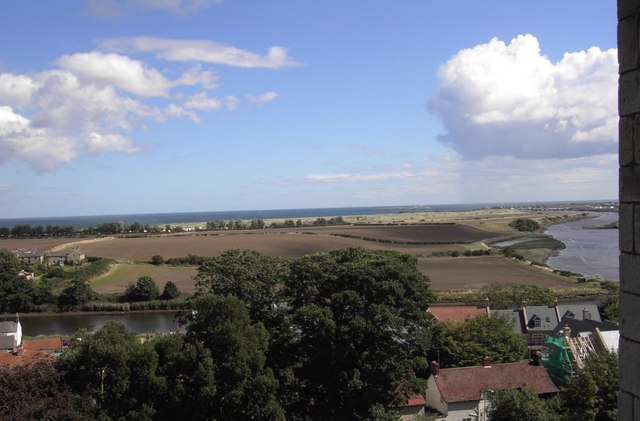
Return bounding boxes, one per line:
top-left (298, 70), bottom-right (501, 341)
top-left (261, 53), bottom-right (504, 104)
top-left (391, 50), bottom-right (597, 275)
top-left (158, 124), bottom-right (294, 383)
top-left (428, 305), bottom-right (488, 322)
top-left (433, 361), bottom-right (559, 403)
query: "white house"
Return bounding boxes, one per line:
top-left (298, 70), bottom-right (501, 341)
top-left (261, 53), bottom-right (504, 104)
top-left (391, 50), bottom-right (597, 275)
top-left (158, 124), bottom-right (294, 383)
top-left (425, 359), bottom-right (558, 421)
top-left (0, 315), bottom-right (22, 348)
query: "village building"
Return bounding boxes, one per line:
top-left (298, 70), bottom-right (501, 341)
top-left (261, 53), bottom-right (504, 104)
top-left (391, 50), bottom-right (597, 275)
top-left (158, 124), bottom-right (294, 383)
top-left (11, 248), bottom-right (44, 265)
top-left (0, 315), bottom-right (22, 348)
top-left (45, 248), bottom-right (85, 266)
top-left (428, 305), bottom-right (489, 323)
top-left (22, 336), bottom-right (64, 356)
top-left (424, 359), bottom-right (558, 421)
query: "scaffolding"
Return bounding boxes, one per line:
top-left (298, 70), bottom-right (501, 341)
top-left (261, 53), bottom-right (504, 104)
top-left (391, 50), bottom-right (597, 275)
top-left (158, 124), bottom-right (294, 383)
top-left (542, 335), bottom-right (574, 383)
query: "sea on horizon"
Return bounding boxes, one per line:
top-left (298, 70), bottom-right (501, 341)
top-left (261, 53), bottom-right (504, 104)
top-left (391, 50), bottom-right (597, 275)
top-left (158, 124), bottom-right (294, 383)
top-left (0, 200), bottom-right (614, 229)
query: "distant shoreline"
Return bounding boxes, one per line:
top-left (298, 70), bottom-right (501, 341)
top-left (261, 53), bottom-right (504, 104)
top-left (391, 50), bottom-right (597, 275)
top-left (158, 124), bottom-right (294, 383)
top-left (0, 200), bottom-right (617, 229)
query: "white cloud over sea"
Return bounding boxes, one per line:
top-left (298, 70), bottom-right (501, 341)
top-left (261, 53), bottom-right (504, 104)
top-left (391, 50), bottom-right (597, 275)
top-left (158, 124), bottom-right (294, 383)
top-left (429, 34), bottom-right (618, 160)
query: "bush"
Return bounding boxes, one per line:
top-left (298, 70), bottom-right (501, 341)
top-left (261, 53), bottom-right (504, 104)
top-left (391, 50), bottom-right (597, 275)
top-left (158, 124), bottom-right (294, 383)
top-left (509, 218), bottom-right (540, 232)
top-left (124, 276), bottom-right (160, 301)
top-left (150, 255), bottom-right (164, 266)
top-left (161, 281), bottom-right (181, 300)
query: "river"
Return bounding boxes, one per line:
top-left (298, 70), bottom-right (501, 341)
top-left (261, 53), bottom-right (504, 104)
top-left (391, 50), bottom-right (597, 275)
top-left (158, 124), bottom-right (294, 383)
top-left (545, 212), bottom-right (619, 281)
top-left (19, 311), bottom-right (180, 337)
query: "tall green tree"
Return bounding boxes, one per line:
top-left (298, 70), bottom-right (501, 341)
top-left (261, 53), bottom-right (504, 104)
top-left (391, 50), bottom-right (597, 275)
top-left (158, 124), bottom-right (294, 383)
top-left (562, 351), bottom-right (618, 421)
top-left (59, 279), bottom-right (95, 309)
top-left (186, 294), bottom-right (285, 421)
top-left (59, 322), bottom-right (163, 420)
top-left (160, 280), bottom-right (181, 300)
top-left (0, 360), bottom-right (91, 420)
top-left (125, 276), bottom-right (160, 301)
top-left (489, 388), bottom-right (558, 421)
top-left (152, 334), bottom-right (217, 420)
top-left (435, 315), bottom-right (527, 367)
top-left (285, 248), bottom-right (435, 420)
top-left (195, 249), bottom-right (289, 324)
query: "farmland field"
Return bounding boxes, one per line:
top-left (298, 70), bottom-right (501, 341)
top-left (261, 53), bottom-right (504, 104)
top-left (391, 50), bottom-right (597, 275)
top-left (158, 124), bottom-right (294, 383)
top-left (91, 263), bottom-right (198, 294)
top-left (1, 211), bottom-right (582, 294)
top-left (47, 226), bottom-right (487, 262)
top-left (417, 255), bottom-right (573, 290)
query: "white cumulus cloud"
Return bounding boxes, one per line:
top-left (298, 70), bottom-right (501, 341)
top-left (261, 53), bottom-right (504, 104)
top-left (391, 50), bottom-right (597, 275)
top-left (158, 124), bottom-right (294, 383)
top-left (429, 34), bottom-right (617, 159)
top-left (101, 37), bottom-right (300, 68)
top-left (247, 91), bottom-right (279, 105)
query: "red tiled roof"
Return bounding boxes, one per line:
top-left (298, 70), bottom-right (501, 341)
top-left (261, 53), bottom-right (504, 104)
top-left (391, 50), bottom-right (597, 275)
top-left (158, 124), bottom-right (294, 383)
top-left (0, 350), bottom-right (55, 367)
top-left (434, 362), bottom-right (559, 403)
top-left (405, 395), bottom-right (427, 406)
top-left (22, 336), bottom-right (63, 351)
top-left (428, 306), bottom-right (488, 322)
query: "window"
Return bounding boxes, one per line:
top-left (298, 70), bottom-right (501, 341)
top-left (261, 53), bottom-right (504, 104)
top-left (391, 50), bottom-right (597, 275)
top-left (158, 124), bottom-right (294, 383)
top-left (532, 333), bottom-right (545, 345)
top-left (531, 315), bottom-right (541, 327)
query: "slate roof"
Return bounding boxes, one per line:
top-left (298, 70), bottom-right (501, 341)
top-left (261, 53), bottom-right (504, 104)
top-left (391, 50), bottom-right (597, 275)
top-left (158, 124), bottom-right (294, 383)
top-left (433, 362), bottom-right (559, 403)
top-left (552, 317), bottom-right (618, 338)
top-left (22, 336), bottom-right (63, 352)
top-left (428, 306), bottom-right (488, 322)
top-left (490, 309), bottom-right (524, 333)
top-left (557, 303), bottom-right (602, 322)
top-left (0, 321), bottom-right (18, 334)
top-left (0, 336), bottom-right (15, 350)
top-left (523, 306), bottom-right (558, 331)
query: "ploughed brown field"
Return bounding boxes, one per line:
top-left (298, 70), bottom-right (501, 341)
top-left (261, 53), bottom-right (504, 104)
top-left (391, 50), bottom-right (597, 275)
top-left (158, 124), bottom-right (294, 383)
top-left (418, 256), bottom-right (573, 290)
top-left (37, 223), bottom-right (499, 262)
top-left (3, 222), bottom-right (575, 292)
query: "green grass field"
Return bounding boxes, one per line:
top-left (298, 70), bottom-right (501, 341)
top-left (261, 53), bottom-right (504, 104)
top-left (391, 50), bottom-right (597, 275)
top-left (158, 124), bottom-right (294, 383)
top-left (91, 263), bottom-right (198, 294)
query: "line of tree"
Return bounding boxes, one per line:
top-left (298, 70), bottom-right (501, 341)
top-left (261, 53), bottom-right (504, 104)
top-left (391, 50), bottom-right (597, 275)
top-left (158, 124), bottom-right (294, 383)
top-left (0, 215), bottom-right (350, 238)
top-left (0, 250), bottom-right (183, 312)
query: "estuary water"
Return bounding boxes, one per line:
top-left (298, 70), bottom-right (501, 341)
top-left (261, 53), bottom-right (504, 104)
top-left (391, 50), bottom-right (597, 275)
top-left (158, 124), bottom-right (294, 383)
top-left (545, 213), bottom-right (619, 281)
top-left (19, 311), bottom-right (180, 337)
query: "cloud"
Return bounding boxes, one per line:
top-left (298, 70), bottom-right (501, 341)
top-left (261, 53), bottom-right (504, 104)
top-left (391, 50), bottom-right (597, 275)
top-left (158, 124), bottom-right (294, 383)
top-left (298, 152), bottom-right (616, 204)
top-left (246, 91), bottom-right (279, 105)
top-left (86, 0), bottom-right (223, 17)
top-left (57, 53), bottom-right (217, 97)
top-left (305, 172), bottom-right (414, 183)
top-left (101, 37), bottom-right (300, 68)
top-left (85, 132), bottom-right (141, 155)
top-left (0, 106), bottom-right (78, 171)
top-left (184, 92), bottom-right (237, 111)
top-left (428, 34), bottom-right (617, 159)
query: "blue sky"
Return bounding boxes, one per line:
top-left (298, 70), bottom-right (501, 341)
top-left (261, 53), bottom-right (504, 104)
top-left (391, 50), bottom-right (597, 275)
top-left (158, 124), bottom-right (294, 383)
top-left (0, 1), bottom-right (617, 217)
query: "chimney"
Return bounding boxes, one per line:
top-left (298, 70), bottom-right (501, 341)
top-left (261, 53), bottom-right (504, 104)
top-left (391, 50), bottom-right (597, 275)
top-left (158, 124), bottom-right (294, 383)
top-left (431, 361), bottom-right (439, 376)
top-left (531, 351), bottom-right (542, 366)
top-left (482, 356), bottom-right (492, 368)
top-left (583, 308), bottom-right (591, 320)
top-left (563, 325), bottom-right (571, 338)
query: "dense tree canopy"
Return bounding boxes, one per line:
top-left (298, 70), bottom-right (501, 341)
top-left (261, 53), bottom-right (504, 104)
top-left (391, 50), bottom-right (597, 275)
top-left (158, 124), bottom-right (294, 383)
top-left (195, 249), bottom-right (289, 324)
top-left (59, 322), bottom-right (163, 420)
top-left (435, 315), bottom-right (527, 367)
top-left (562, 351), bottom-right (618, 421)
top-left (0, 360), bottom-right (90, 420)
top-left (186, 294), bottom-right (285, 420)
top-left (489, 388), bottom-right (559, 421)
top-left (125, 276), bottom-right (160, 302)
top-left (161, 280), bottom-right (181, 300)
top-left (284, 248), bottom-right (435, 419)
top-left (509, 218), bottom-right (541, 232)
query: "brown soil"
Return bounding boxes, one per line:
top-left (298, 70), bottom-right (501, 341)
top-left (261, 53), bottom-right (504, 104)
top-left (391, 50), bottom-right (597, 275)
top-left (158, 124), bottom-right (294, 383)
top-left (58, 229), bottom-right (478, 262)
top-left (418, 255), bottom-right (573, 291)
